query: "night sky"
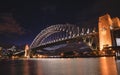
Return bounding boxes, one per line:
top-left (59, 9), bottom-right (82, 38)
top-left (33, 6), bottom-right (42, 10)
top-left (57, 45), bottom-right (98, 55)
top-left (0, 0), bottom-right (120, 46)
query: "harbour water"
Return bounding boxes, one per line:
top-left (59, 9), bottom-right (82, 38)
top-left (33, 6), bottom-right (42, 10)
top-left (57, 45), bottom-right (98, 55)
top-left (0, 57), bottom-right (118, 75)
top-left (116, 60), bottom-right (120, 75)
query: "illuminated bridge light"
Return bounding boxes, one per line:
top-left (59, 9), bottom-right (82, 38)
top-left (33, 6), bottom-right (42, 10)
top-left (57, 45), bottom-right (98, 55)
top-left (62, 38), bottom-right (64, 40)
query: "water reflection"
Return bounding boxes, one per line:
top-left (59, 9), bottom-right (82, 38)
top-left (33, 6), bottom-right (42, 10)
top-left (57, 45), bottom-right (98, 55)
top-left (23, 60), bottom-right (30, 75)
top-left (100, 57), bottom-right (117, 75)
top-left (10, 61), bottom-right (16, 75)
top-left (0, 57), bottom-right (118, 75)
top-left (36, 59), bottom-right (43, 75)
top-left (116, 60), bottom-right (120, 75)
top-left (34, 57), bottom-right (117, 75)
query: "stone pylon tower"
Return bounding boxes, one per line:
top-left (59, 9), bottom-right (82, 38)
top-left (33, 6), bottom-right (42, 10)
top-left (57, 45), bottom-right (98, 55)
top-left (24, 44), bottom-right (30, 58)
top-left (98, 14), bottom-right (112, 50)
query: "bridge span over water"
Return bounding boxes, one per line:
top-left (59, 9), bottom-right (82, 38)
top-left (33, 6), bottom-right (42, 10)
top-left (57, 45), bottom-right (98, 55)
top-left (14, 24), bottom-right (98, 56)
top-left (30, 24), bottom-right (98, 51)
top-left (14, 14), bottom-right (120, 56)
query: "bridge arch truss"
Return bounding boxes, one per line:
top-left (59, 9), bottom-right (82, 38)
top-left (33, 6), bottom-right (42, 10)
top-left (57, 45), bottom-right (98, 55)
top-left (30, 24), bottom-right (98, 50)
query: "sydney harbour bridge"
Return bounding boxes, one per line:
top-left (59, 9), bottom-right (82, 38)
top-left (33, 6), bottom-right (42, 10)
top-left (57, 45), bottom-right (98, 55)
top-left (29, 24), bottom-right (98, 56)
top-left (14, 14), bottom-right (120, 57)
top-left (30, 24), bottom-right (98, 50)
top-left (15, 24), bottom-right (98, 56)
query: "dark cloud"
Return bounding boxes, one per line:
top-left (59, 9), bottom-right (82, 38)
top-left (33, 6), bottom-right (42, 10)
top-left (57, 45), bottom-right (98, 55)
top-left (0, 13), bottom-right (25, 35)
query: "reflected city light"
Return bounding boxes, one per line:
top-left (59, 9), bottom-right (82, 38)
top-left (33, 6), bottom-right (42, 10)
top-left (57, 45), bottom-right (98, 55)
top-left (100, 57), bottom-right (117, 75)
top-left (23, 60), bottom-right (30, 75)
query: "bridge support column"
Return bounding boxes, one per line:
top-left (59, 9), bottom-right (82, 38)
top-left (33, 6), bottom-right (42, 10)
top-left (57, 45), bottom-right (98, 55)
top-left (98, 14), bottom-right (112, 50)
top-left (24, 44), bottom-right (30, 58)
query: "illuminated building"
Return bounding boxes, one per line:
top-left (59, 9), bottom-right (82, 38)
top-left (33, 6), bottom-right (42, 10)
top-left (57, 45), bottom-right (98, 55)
top-left (98, 14), bottom-right (120, 50)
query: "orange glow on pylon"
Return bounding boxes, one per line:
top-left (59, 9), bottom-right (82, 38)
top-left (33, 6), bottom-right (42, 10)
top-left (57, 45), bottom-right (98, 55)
top-left (98, 14), bottom-right (112, 50)
top-left (25, 44), bottom-right (29, 50)
top-left (24, 44), bottom-right (30, 57)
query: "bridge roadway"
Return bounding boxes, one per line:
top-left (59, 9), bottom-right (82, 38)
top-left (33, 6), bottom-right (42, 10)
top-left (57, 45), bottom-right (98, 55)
top-left (13, 50), bottom-right (24, 56)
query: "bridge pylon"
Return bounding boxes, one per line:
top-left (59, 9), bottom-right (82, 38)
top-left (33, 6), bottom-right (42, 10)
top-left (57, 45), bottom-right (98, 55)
top-left (98, 14), bottom-right (112, 50)
top-left (98, 14), bottom-right (120, 50)
top-left (24, 44), bottom-right (30, 58)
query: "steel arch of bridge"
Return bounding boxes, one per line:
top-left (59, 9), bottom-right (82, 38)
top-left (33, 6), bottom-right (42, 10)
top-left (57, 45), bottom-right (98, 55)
top-left (30, 24), bottom-right (98, 50)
